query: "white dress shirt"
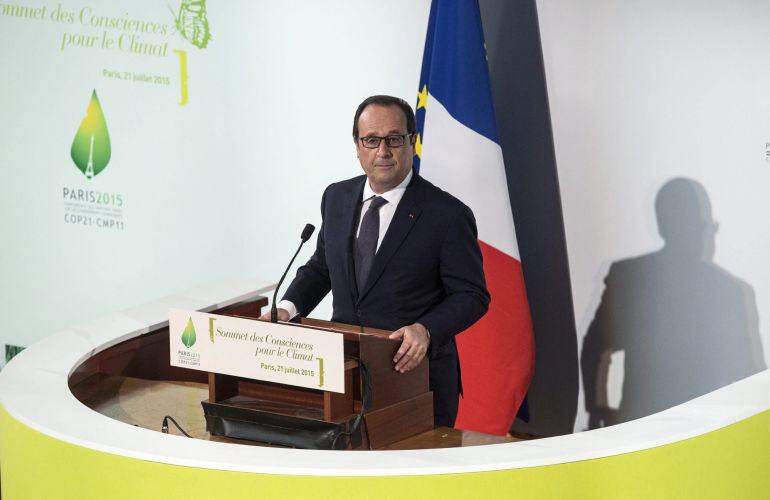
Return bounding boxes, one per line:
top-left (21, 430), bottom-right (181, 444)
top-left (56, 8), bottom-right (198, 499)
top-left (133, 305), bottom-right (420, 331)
top-left (278, 169), bottom-right (413, 319)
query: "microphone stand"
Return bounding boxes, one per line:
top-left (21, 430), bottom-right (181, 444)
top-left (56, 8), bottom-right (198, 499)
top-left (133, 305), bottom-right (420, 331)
top-left (271, 224), bottom-right (315, 322)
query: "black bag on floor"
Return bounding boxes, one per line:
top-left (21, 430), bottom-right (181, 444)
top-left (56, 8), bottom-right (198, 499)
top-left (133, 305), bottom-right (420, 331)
top-left (201, 358), bottom-right (371, 450)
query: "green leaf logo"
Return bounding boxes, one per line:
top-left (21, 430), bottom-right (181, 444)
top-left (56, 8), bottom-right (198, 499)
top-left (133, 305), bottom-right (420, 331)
top-left (181, 317), bottom-right (197, 348)
top-left (71, 90), bottom-right (111, 179)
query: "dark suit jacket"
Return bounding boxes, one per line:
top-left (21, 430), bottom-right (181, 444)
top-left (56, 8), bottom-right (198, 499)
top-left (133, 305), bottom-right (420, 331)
top-left (283, 171), bottom-right (489, 425)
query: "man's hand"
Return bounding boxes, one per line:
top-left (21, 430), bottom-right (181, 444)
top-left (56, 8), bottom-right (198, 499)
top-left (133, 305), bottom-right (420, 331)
top-left (259, 308), bottom-right (290, 322)
top-left (389, 322), bottom-right (429, 373)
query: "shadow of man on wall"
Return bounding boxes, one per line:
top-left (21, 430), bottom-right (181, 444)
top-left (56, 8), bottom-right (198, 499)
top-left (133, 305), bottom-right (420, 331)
top-left (582, 177), bottom-right (766, 429)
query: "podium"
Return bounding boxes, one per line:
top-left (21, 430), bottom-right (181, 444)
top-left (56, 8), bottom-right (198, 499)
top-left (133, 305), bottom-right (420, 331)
top-left (67, 295), bottom-right (435, 450)
top-left (204, 316), bottom-right (434, 449)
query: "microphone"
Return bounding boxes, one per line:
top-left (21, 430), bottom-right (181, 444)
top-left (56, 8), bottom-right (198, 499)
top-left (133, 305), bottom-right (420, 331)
top-left (300, 223), bottom-right (315, 243)
top-left (271, 224), bottom-right (316, 323)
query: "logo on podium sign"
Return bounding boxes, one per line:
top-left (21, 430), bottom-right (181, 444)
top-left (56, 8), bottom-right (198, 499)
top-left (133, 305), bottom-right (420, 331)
top-left (169, 309), bottom-right (345, 393)
top-left (181, 317), bottom-right (197, 348)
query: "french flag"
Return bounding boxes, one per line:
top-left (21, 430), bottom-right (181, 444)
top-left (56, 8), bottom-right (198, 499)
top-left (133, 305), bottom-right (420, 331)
top-left (415, 0), bottom-right (535, 435)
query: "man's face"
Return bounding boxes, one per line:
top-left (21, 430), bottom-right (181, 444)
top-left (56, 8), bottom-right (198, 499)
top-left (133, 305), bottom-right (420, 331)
top-left (355, 104), bottom-right (414, 194)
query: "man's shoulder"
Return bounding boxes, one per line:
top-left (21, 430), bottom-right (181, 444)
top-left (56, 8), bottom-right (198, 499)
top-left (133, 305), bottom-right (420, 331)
top-left (323, 175), bottom-right (366, 199)
top-left (415, 174), bottom-right (473, 216)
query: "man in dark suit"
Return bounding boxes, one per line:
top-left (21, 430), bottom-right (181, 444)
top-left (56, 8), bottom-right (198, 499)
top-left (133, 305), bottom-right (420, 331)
top-left (269, 95), bottom-right (489, 426)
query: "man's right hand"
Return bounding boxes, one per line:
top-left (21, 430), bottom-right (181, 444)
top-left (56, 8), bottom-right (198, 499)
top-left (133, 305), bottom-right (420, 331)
top-left (259, 308), bottom-right (290, 322)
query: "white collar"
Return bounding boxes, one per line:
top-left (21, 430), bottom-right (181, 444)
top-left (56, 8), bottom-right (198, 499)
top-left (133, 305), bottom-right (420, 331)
top-left (362, 168), bottom-right (414, 205)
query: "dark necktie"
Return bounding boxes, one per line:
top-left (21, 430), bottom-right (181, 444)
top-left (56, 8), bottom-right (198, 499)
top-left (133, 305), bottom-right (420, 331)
top-left (355, 196), bottom-right (388, 292)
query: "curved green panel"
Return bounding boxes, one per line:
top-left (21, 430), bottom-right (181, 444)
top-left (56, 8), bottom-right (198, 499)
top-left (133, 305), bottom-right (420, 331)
top-left (0, 405), bottom-right (768, 499)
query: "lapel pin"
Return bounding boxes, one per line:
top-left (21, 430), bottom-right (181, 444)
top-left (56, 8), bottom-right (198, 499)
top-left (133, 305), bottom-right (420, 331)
top-left (408, 213), bottom-right (414, 219)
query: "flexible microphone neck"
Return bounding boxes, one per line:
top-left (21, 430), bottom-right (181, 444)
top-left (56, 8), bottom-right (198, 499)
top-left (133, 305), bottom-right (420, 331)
top-left (271, 224), bottom-right (315, 322)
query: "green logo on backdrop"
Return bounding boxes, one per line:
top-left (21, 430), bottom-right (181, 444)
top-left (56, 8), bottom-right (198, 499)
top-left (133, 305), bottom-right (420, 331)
top-left (181, 317), bottom-right (197, 348)
top-left (172, 0), bottom-right (212, 49)
top-left (70, 90), bottom-right (111, 179)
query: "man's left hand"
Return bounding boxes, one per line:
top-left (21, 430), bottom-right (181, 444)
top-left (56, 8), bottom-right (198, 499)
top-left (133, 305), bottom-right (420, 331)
top-left (389, 323), bottom-right (429, 373)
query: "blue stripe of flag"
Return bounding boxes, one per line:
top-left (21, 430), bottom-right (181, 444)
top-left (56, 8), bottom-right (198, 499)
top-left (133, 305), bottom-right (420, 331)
top-left (415, 0), bottom-right (500, 171)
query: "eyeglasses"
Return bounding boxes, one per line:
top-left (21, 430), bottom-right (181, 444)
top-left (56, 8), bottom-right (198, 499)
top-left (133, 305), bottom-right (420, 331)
top-left (358, 134), bottom-right (413, 149)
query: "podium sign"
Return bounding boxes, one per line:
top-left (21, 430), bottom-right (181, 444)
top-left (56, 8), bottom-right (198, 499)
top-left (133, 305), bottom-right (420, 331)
top-left (169, 309), bottom-right (345, 393)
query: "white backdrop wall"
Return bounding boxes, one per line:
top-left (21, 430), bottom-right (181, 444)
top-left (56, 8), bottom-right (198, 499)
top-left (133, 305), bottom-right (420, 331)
top-left (537, 0), bottom-right (770, 431)
top-left (0, 0), bottom-right (431, 366)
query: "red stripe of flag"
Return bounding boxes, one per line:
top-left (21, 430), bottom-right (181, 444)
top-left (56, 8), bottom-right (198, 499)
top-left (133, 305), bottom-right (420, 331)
top-left (455, 240), bottom-right (535, 435)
